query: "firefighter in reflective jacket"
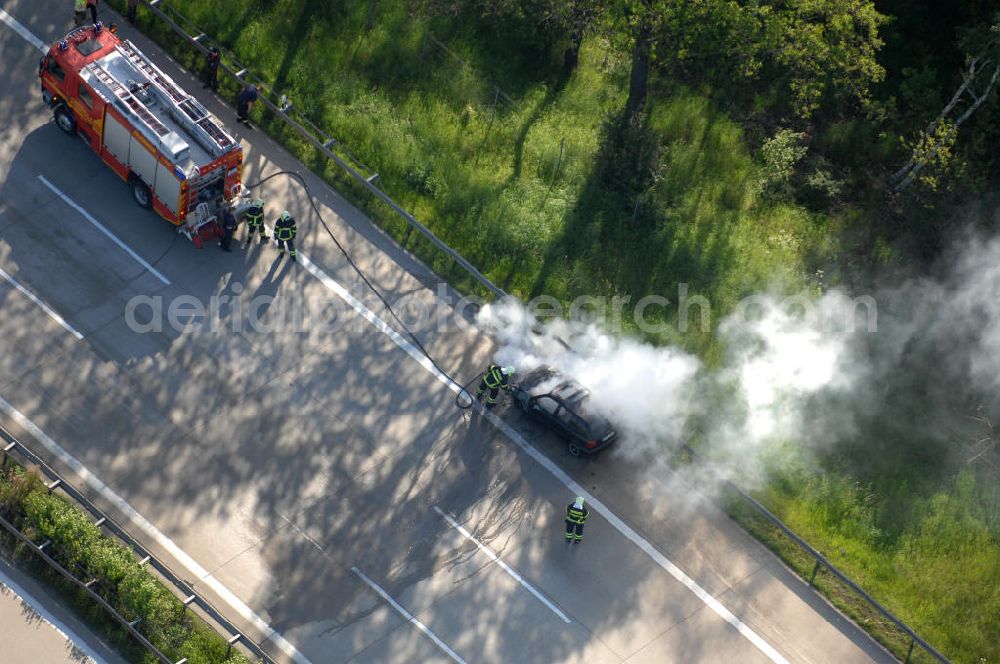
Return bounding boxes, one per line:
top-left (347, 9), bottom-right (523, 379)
top-left (476, 364), bottom-right (514, 407)
top-left (275, 210), bottom-right (297, 261)
top-left (565, 496), bottom-right (589, 543)
top-left (243, 198), bottom-right (268, 246)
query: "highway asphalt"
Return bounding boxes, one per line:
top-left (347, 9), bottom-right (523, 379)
top-left (0, 1), bottom-right (898, 662)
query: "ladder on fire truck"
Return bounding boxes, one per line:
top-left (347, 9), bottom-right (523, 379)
top-left (88, 64), bottom-right (171, 139)
top-left (116, 40), bottom-right (236, 158)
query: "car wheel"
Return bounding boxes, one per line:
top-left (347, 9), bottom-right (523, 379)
top-left (567, 443), bottom-right (582, 457)
top-left (54, 106), bottom-right (76, 135)
top-left (131, 178), bottom-right (152, 209)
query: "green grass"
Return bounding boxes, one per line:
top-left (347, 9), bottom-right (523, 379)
top-left (731, 468), bottom-right (1000, 663)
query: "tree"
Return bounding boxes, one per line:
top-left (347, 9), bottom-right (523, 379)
top-left (638, 0), bottom-right (886, 121)
top-left (611, 0), bottom-right (670, 121)
top-left (892, 15), bottom-right (1000, 191)
top-left (768, 0), bottom-right (887, 119)
top-left (562, 0), bottom-right (602, 74)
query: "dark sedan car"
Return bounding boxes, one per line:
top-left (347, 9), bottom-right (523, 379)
top-left (510, 368), bottom-right (618, 456)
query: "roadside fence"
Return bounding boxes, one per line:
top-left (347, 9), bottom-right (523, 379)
top-left (0, 425), bottom-right (277, 664)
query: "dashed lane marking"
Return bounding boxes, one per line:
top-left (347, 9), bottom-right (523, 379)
top-left (38, 176), bottom-right (171, 286)
top-left (434, 505), bottom-right (572, 624)
top-left (0, 265), bottom-right (84, 340)
top-left (352, 566), bottom-right (469, 664)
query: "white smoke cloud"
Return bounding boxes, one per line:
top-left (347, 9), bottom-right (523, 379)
top-left (478, 299), bottom-right (700, 450)
top-left (477, 289), bottom-right (873, 489)
top-left (477, 230), bottom-right (1000, 514)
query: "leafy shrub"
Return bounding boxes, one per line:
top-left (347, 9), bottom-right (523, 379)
top-left (758, 128), bottom-right (807, 199)
top-left (0, 466), bottom-right (250, 663)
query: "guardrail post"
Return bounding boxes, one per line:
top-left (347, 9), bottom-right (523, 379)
top-left (3, 441), bottom-right (16, 466)
top-left (182, 594), bottom-right (196, 615)
top-left (226, 633), bottom-right (241, 658)
top-left (808, 560), bottom-right (821, 585)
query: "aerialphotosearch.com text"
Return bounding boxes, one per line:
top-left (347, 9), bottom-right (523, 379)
top-left (124, 282), bottom-right (878, 336)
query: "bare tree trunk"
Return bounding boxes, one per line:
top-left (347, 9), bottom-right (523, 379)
top-left (563, 29), bottom-right (583, 74)
top-left (366, 0), bottom-right (377, 31)
top-left (890, 65), bottom-right (971, 182)
top-left (895, 61), bottom-right (1000, 191)
top-left (625, 20), bottom-right (652, 120)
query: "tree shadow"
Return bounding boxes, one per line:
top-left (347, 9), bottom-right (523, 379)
top-left (509, 70), bottom-right (572, 182)
top-left (528, 108), bottom-right (740, 322)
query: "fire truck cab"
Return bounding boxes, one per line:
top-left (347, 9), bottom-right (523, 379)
top-left (39, 24), bottom-right (244, 247)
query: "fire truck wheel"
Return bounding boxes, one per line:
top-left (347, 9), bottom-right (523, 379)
top-left (54, 106), bottom-right (76, 135)
top-left (130, 178), bottom-right (152, 209)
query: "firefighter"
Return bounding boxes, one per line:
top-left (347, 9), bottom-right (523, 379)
top-left (476, 364), bottom-right (514, 407)
top-left (73, 0), bottom-right (86, 26)
top-left (236, 84), bottom-right (261, 126)
top-left (203, 47), bottom-right (220, 91)
top-left (243, 198), bottom-right (268, 245)
top-left (565, 496), bottom-right (589, 543)
top-left (218, 206), bottom-right (237, 252)
top-left (274, 210), bottom-right (297, 261)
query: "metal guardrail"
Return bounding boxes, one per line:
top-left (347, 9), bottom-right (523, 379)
top-left (0, 512), bottom-right (174, 664)
top-left (103, 5), bottom-right (951, 662)
top-left (135, 0), bottom-right (507, 299)
top-left (722, 480), bottom-right (950, 664)
top-left (667, 442), bottom-right (950, 664)
top-left (0, 426), bottom-right (276, 664)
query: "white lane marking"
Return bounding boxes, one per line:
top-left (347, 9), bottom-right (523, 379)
top-left (351, 566), bottom-right (468, 664)
top-left (37, 176), bottom-right (171, 286)
top-left (0, 7), bottom-right (46, 52)
top-left (279, 514), bottom-right (324, 552)
top-left (434, 505), bottom-right (572, 624)
top-left (0, 396), bottom-right (313, 664)
top-left (0, 568), bottom-right (104, 664)
top-left (0, 265), bottom-right (84, 340)
top-left (301, 255), bottom-right (791, 664)
top-left (299, 255), bottom-right (464, 394)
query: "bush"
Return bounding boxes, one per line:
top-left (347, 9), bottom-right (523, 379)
top-left (0, 465), bottom-right (250, 664)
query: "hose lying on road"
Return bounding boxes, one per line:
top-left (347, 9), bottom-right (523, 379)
top-left (244, 170), bottom-right (478, 409)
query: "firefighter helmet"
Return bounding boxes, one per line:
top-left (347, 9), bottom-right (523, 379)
top-left (280, 210), bottom-right (291, 221)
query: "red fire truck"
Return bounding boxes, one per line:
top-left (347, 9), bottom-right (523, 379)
top-left (38, 24), bottom-right (244, 247)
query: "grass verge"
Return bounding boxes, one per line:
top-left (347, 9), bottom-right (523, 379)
top-left (727, 469), bottom-right (1000, 663)
top-left (0, 462), bottom-right (250, 664)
